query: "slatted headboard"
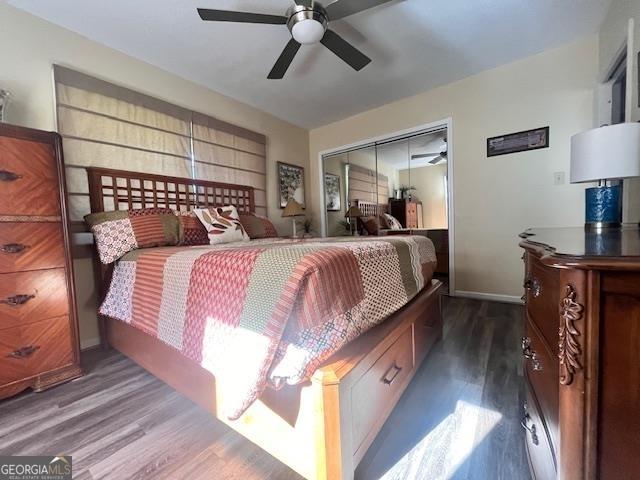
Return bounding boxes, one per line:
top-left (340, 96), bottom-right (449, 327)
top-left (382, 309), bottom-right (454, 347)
top-left (86, 167), bottom-right (255, 214)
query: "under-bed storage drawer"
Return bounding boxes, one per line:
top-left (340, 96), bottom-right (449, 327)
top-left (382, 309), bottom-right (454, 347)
top-left (0, 315), bottom-right (74, 385)
top-left (351, 326), bottom-right (414, 457)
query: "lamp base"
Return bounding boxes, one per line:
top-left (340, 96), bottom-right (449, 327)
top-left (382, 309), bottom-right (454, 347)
top-left (584, 185), bottom-right (622, 230)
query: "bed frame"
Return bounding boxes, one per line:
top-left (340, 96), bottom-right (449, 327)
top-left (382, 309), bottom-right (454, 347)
top-left (86, 167), bottom-right (443, 480)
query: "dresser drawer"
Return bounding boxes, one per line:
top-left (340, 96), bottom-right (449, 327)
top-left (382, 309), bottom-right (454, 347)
top-left (524, 318), bottom-right (558, 453)
top-left (0, 136), bottom-right (61, 216)
top-left (524, 376), bottom-right (557, 480)
top-left (351, 326), bottom-right (414, 456)
top-left (525, 255), bottom-right (560, 355)
top-left (0, 315), bottom-right (74, 385)
top-left (0, 269), bottom-right (69, 329)
top-left (0, 222), bottom-right (65, 273)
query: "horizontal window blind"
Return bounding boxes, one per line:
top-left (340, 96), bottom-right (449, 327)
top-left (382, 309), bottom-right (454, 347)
top-left (53, 65), bottom-right (267, 222)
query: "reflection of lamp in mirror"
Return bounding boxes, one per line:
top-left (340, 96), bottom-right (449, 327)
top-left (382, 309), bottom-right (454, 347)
top-left (345, 205), bottom-right (363, 236)
top-left (282, 198), bottom-right (304, 238)
top-left (0, 90), bottom-right (11, 123)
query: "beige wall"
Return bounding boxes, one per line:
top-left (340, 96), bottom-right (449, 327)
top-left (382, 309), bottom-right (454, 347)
top-left (0, 3), bottom-right (309, 347)
top-left (599, 0), bottom-right (640, 224)
top-left (398, 164), bottom-right (448, 229)
top-left (310, 37), bottom-right (598, 300)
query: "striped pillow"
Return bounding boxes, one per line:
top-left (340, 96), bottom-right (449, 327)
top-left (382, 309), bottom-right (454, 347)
top-left (173, 210), bottom-right (209, 246)
top-left (238, 213), bottom-right (278, 239)
top-left (85, 208), bottom-right (180, 264)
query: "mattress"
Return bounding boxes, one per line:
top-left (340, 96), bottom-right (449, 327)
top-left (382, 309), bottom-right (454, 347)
top-left (100, 235), bottom-right (437, 418)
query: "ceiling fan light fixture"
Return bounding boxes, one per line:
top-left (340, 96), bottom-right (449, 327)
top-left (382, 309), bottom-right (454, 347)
top-left (291, 18), bottom-right (325, 44)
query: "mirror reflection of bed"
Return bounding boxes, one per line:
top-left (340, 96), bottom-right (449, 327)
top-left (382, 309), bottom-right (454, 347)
top-left (323, 129), bottom-right (450, 291)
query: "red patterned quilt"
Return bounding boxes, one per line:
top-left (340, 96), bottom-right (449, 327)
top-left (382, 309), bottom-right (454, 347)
top-left (100, 236), bottom-right (436, 419)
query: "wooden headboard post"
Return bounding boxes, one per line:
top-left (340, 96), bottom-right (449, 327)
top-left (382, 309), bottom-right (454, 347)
top-left (86, 167), bottom-right (256, 348)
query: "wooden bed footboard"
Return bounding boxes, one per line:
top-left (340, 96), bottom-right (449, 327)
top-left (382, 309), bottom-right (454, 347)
top-left (105, 279), bottom-right (442, 480)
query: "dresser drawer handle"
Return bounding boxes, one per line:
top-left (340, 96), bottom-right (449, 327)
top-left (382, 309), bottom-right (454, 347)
top-left (1, 243), bottom-right (28, 254)
top-left (0, 170), bottom-right (22, 182)
top-left (521, 337), bottom-right (543, 371)
top-left (7, 345), bottom-right (40, 359)
top-left (382, 363), bottom-right (403, 385)
top-left (521, 417), bottom-right (539, 445)
top-left (523, 277), bottom-right (541, 298)
top-left (1, 294), bottom-right (36, 306)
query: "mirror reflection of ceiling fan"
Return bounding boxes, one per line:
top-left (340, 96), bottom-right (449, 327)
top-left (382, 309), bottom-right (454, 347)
top-left (411, 139), bottom-right (448, 165)
top-left (197, 0), bottom-right (395, 79)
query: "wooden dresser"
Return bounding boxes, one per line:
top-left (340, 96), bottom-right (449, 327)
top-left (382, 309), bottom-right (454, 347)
top-left (389, 199), bottom-right (423, 229)
top-left (0, 123), bottom-right (81, 399)
top-left (519, 227), bottom-right (640, 480)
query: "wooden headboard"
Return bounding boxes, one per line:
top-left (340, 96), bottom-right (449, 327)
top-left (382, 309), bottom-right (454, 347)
top-left (355, 199), bottom-right (388, 218)
top-left (86, 167), bottom-right (255, 215)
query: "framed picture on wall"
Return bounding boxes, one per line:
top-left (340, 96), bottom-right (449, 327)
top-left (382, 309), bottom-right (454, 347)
top-left (324, 173), bottom-right (341, 211)
top-left (278, 162), bottom-right (305, 209)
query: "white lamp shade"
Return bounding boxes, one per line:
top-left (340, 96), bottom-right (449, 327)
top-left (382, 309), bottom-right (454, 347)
top-left (570, 123), bottom-right (640, 183)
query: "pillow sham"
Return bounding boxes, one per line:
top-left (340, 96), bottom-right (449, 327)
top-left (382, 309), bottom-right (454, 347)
top-left (383, 213), bottom-right (403, 230)
top-left (238, 213), bottom-right (278, 239)
top-left (194, 206), bottom-right (250, 245)
top-left (85, 207), bottom-right (180, 264)
top-left (173, 210), bottom-right (209, 246)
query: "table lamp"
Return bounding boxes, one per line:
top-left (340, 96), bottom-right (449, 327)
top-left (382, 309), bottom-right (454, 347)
top-left (282, 198), bottom-right (304, 238)
top-left (570, 123), bottom-right (640, 229)
top-left (345, 205), bottom-right (363, 236)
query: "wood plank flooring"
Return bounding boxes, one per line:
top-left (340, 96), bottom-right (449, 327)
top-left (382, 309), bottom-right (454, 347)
top-left (0, 297), bottom-right (530, 480)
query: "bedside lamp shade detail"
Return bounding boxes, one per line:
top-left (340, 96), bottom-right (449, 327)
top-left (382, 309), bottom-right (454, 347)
top-left (570, 123), bottom-right (640, 229)
top-left (282, 198), bottom-right (304, 237)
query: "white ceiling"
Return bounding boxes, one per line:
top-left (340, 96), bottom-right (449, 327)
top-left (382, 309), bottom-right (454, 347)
top-left (8, 0), bottom-right (611, 128)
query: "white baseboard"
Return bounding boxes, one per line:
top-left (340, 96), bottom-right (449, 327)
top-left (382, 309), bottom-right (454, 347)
top-left (80, 337), bottom-right (101, 351)
top-left (453, 290), bottom-right (523, 305)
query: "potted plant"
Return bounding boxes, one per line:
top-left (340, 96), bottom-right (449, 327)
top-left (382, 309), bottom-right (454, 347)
top-left (398, 185), bottom-right (416, 200)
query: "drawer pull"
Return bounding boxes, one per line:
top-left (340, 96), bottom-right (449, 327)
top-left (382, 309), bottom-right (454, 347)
top-left (1, 243), bottom-right (28, 254)
top-left (7, 345), bottom-right (40, 359)
top-left (382, 364), bottom-right (403, 385)
top-left (522, 404), bottom-right (539, 445)
top-left (1, 294), bottom-right (36, 306)
top-left (523, 277), bottom-right (541, 298)
top-left (0, 170), bottom-right (22, 182)
top-left (521, 337), bottom-right (543, 371)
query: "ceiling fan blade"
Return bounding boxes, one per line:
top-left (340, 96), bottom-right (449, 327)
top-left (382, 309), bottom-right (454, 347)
top-left (268, 39), bottom-right (302, 79)
top-left (325, 0), bottom-right (395, 20)
top-left (320, 29), bottom-right (371, 71)
top-left (429, 156), bottom-right (443, 165)
top-left (197, 8), bottom-right (287, 24)
top-left (411, 153), bottom-right (440, 160)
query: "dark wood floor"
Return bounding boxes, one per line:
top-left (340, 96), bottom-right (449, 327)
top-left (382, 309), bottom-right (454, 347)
top-left (0, 297), bottom-right (530, 480)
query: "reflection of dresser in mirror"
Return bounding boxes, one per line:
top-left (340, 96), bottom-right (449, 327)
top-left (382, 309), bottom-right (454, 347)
top-left (389, 199), bottom-right (423, 229)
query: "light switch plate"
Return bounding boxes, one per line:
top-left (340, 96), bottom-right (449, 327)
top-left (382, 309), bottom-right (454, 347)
top-left (553, 171), bottom-right (565, 185)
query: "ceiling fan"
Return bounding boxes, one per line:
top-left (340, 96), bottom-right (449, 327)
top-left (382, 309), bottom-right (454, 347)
top-left (197, 0), bottom-right (394, 79)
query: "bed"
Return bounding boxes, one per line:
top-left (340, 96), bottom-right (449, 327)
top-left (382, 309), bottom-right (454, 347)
top-left (86, 167), bottom-right (443, 480)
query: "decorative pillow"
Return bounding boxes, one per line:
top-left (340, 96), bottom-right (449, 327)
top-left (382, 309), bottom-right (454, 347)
top-left (173, 210), bottom-right (209, 246)
top-left (238, 213), bottom-right (278, 239)
top-left (383, 213), bottom-right (403, 230)
top-left (85, 207), bottom-right (180, 264)
top-left (194, 206), bottom-right (249, 245)
top-left (361, 216), bottom-right (380, 236)
top-left (378, 214), bottom-right (390, 230)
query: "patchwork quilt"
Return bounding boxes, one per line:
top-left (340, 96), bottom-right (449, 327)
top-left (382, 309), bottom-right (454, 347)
top-left (101, 236), bottom-right (437, 419)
